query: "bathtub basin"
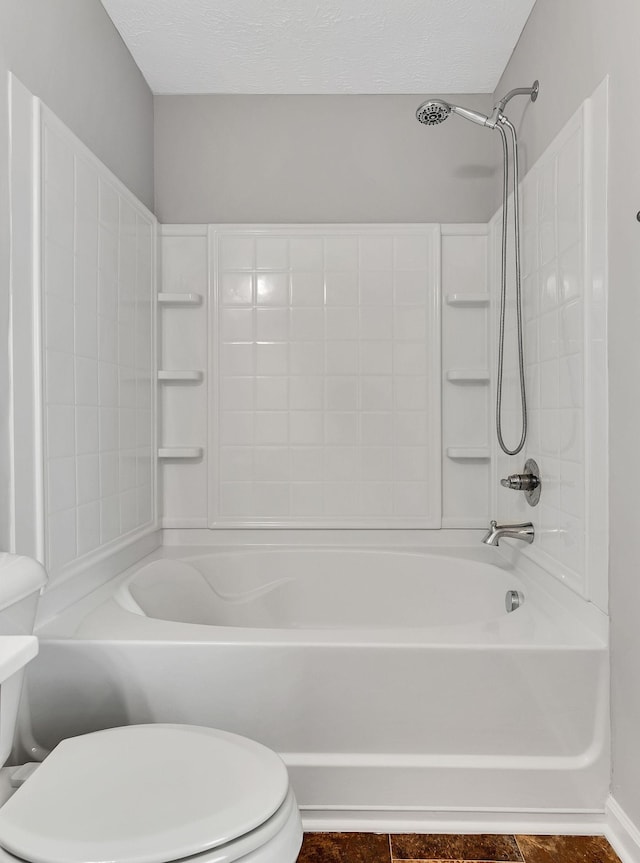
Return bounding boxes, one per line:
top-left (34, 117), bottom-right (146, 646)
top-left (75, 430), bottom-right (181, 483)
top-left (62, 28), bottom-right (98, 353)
top-left (26, 544), bottom-right (609, 822)
top-left (116, 548), bottom-right (529, 631)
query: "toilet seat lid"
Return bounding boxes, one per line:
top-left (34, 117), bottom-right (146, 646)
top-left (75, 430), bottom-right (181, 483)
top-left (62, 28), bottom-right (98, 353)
top-left (0, 724), bottom-right (289, 863)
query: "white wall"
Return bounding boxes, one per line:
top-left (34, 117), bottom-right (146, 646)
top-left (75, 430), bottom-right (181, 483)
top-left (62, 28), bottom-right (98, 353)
top-left (492, 85), bottom-right (608, 611)
top-left (40, 108), bottom-right (157, 584)
top-left (159, 225), bottom-right (492, 530)
top-left (159, 228), bottom-right (209, 528)
top-left (153, 94), bottom-right (498, 225)
top-left (441, 226), bottom-right (492, 528)
top-left (493, 0), bottom-right (640, 831)
top-left (0, 0), bottom-right (153, 553)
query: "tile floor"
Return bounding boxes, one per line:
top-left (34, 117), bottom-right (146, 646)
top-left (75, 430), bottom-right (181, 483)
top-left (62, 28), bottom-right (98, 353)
top-left (297, 833), bottom-right (622, 863)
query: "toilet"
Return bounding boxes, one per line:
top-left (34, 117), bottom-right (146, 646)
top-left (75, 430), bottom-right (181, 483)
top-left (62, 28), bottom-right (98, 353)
top-left (0, 555), bottom-right (303, 863)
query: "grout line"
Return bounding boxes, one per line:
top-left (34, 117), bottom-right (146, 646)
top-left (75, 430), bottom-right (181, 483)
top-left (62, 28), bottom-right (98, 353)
top-left (514, 835), bottom-right (526, 863)
top-left (388, 833), bottom-right (393, 863)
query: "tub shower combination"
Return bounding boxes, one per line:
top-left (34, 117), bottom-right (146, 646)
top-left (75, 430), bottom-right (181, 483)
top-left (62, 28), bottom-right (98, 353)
top-left (13, 71), bottom-right (610, 828)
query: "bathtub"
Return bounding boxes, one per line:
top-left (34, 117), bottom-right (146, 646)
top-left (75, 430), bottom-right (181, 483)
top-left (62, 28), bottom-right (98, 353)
top-left (26, 543), bottom-right (608, 826)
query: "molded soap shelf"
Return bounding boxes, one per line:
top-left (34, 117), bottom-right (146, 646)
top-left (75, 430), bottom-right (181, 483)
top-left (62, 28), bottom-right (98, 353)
top-left (158, 292), bottom-right (203, 305)
top-left (158, 370), bottom-right (204, 382)
top-left (446, 447), bottom-right (491, 460)
top-left (446, 370), bottom-right (490, 382)
top-left (445, 293), bottom-right (490, 307)
top-left (158, 447), bottom-right (204, 459)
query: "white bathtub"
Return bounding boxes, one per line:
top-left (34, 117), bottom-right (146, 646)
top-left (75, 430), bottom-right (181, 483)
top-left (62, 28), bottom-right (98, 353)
top-left (27, 543), bottom-right (608, 825)
top-left (116, 549), bottom-right (534, 634)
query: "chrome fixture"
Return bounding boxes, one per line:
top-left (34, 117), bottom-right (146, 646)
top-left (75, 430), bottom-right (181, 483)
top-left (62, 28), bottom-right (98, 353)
top-left (415, 99), bottom-right (497, 128)
top-left (505, 590), bottom-right (524, 613)
top-left (500, 458), bottom-right (541, 506)
top-left (416, 81), bottom-right (539, 455)
top-left (495, 82), bottom-right (539, 113)
top-left (481, 520), bottom-right (534, 547)
top-left (415, 84), bottom-right (538, 131)
top-left (495, 113), bottom-right (527, 455)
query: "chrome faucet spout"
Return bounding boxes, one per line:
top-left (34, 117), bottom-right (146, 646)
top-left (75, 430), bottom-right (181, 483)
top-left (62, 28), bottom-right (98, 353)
top-left (482, 520), bottom-right (534, 547)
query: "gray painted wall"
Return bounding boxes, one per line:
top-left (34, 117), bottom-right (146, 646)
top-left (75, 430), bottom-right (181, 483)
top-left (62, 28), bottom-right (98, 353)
top-left (0, 0), bottom-right (154, 207)
top-left (153, 94), bottom-right (498, 224)
top-left (494, 0), bottom-right (640, 828)
top-left (0, 0), bottom-right (154, 549)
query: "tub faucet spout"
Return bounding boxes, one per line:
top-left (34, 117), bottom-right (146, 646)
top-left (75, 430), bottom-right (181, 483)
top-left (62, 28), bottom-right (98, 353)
top-left (482, 520), bottom-right (534, 546)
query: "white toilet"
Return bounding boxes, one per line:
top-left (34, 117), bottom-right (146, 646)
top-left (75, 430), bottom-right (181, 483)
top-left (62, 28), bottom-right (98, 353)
top-left (0, 555), bottom-right (303, 863)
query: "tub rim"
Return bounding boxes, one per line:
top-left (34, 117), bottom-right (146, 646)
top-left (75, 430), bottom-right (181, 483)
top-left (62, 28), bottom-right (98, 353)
top-left (35, 544), bottom-right (606, 649)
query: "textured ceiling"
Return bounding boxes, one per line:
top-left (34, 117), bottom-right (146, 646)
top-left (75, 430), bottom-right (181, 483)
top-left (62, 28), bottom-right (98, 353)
top-left (100, 0), bottom-right (537, 95)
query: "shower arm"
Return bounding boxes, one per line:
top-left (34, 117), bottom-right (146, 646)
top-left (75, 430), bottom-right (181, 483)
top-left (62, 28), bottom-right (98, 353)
top-left (482, 81), bottom-right (539, 134)
top-left (494, 81), bottom-right (539, 115)
top-left (482, 81), bottom-right (540, 129)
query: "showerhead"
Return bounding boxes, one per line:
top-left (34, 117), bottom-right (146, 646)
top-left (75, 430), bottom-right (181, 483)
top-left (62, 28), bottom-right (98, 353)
top-left (415, 100), bottom-right (451, 125)
top-left (416, 99), bottom-right (496, 129)
top-left (417, 81), bottom-right (539, 133)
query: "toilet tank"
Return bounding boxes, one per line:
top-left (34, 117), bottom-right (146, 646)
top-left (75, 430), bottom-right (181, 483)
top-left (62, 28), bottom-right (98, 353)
top-left (0, 554), bottom-right (47, 637)
top-left (0, 555), bottom-right (46, 769)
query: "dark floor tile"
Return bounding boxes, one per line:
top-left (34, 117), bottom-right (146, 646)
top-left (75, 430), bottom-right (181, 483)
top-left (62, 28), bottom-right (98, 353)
top-left (516, 836), bottom-right (622, 863)
top-left (391, 834), bottom-right (523, 862)
top-left (298, 832), bottom-right (391, 863)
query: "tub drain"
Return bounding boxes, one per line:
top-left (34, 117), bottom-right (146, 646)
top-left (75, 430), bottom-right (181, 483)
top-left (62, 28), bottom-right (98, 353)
top-left (505, 590), bottom-right (524, 612)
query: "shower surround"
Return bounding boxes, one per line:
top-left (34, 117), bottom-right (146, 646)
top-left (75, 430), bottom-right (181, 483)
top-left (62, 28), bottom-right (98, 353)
top-left (159, 223), bottom-right (492, 531)
top-left (9, 73), bottom-right (610, 828)
top-left (492, 79), bottom-right (608, 611)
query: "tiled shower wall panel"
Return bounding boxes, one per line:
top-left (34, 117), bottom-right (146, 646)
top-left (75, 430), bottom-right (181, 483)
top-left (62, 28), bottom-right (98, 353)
top-left (210, 226), bottom-right (441, 528)
top-left (42, 110), bottom-right (156, 581)
top-left (160, 228), bottom-right (209, 528)
top-left (441, 227), bottom-right (491, 527)
top-left (493, 83), bottom-right (608, 606)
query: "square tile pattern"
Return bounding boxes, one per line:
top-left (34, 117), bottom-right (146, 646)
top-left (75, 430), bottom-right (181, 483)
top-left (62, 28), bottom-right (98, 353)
top-left (212, 228), bottom-right (440, 527)
top-left (42, 117), bottom-right (155, 577)
top-left (495, 103), bottom-right (596, 596)
top-left (297, 833), bottom-right (621, 863)
top-left (440, 230), bottom-right (492, 527)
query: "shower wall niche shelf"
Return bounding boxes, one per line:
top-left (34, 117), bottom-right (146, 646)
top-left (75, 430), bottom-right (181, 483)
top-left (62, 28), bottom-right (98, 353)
top-left (159, 225), bottom-right (209, 529)
top-left (158, 292), bottom-right (203, 305)
top-left (158, 370), bottom-right (204, 382)
top-left (440, 226), bottom-right (492, 527)
top-left (158, 447), bottom-right (204, 460)
top-left (445, 293), bottom-right (490, 307)
top-left (446, 447), bottom-right (491, 460)
top-left (446, 370), bottom-right (490, 383)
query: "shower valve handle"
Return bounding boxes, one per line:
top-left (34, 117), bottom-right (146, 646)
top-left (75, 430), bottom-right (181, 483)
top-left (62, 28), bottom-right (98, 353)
top-left (500, 473), bottom-right (539, 491)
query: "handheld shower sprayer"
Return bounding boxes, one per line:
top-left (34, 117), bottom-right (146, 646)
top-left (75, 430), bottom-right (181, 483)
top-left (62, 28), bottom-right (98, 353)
top-left (415, 81), bottom-right (539, 456)
top-left (415, 99), bottom-right (496, 128)
top-left (416, 82), bottom-right (538, 129)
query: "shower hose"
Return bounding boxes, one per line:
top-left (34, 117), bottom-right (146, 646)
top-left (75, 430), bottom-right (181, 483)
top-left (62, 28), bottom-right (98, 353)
top-left (495, 116), bottom-right (527, 456)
